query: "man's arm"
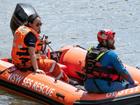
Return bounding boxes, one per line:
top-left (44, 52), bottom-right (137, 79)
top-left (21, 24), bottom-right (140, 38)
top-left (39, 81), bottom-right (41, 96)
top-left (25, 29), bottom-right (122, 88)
top-left (28, 46), bottom-right (38, 71)
top-left (24, 32), bottom-right (45, 74)
top-left (111, 51), bottom-right (134, 84)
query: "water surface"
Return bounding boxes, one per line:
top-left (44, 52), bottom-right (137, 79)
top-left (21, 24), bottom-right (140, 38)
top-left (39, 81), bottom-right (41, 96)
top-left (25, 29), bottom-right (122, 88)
top-left (0, 0), bottom-right (140, 104)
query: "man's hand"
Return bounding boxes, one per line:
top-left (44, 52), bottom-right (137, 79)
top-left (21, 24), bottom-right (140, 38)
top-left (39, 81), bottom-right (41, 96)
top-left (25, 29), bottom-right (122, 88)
top-left (34, 69), bottom-right (45, 74)
top-left (43, 35), bottom-right (49, 44)
top-left (44, 38), bottom-right (49, 44)
top-left (134, 80), bottom-right (139, 85)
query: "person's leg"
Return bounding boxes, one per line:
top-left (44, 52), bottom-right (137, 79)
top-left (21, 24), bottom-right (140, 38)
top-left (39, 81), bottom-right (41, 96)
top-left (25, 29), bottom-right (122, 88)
top-left (38, 58), bottom-right (69, 82)
top-left (84, 78), bottom-right (101, 93)
top-left (110, 81), bottom-right (136, 92)
top-left (95, 79), bottom-right (136, 92)
top-left (85, 79), bottom-right (126, 93)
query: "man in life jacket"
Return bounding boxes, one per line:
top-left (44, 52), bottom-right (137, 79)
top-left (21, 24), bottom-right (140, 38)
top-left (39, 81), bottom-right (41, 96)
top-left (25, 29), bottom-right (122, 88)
top-left (84, 29), bottom-right (135, 93)
top-left (11, 14), bottom-right (69, 82)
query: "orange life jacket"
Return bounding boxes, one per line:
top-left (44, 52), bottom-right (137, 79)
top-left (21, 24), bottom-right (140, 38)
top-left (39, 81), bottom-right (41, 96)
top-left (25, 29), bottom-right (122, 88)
top-left (85, 47), bottom-right (123, 81)
top-left (11, 25), bottom-right (42, 68)
top-left (11, 26), bottom-right (69, 83)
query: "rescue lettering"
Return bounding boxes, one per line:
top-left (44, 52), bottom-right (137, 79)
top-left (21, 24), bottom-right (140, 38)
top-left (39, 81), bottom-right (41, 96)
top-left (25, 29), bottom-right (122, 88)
top-left (32, 81), bottom-right (55, 96)
top-left (8, 73), bottom-right (55, 97)
top-left (8, 73), bottom-right (24, 84)
top-left (22, 78), bottom-right (34, 88)
top-left (106, 86), bottom-right (140, 97)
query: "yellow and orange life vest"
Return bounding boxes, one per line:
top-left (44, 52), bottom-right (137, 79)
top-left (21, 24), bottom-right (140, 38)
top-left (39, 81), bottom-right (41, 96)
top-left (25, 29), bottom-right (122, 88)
top-left (85, 47), bottom-right (123, 81)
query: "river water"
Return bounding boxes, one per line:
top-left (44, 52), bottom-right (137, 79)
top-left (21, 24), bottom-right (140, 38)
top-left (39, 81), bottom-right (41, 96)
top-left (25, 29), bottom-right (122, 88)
top-left (0, 0), bottom-right (140, 104)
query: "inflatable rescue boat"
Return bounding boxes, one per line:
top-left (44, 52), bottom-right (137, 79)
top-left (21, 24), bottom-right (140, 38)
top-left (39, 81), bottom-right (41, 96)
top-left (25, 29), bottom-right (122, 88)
top-left (1, 47), bottom-right (140, 105)
top-left (2, 3), bottom-right (140, 105)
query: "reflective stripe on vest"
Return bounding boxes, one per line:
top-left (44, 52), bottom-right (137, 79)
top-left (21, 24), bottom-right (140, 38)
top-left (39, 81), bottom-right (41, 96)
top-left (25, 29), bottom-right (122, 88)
top-left (95, 52), bottom-right (106, 61)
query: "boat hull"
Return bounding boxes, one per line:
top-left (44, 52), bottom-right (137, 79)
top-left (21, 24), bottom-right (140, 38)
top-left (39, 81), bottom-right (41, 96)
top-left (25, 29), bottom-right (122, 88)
top-left (0, 52), bottom-right (140, 105)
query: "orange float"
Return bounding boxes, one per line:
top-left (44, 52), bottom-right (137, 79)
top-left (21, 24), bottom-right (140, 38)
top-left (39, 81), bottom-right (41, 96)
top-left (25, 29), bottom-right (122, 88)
top-left (59, 45), bottom-right (87, 80)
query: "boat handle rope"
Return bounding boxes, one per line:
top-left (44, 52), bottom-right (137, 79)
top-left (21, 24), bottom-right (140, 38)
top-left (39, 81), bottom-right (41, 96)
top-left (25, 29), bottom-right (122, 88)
top-left (0, 66), bottom-right (16, 74)
top-left (56, 92), bottom-right (65, 100)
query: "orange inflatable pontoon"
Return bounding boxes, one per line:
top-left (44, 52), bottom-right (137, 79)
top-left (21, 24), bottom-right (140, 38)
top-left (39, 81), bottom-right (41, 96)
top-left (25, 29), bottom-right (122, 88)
top-left (1, 46), bottom-right (140, 105)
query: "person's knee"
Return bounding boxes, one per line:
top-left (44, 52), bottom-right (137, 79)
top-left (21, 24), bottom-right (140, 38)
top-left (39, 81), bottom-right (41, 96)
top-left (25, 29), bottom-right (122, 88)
top-left (84, 79), bottom-right (94, 92)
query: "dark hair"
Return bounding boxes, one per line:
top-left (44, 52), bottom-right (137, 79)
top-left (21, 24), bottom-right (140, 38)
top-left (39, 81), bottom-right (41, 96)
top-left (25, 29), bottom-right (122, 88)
top-left (27, 14), bottom-right (39, 24)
